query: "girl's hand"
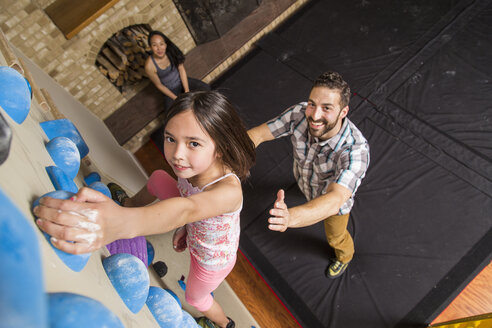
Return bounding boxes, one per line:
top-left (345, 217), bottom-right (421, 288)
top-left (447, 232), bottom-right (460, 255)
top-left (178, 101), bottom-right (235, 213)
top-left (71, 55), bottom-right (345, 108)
top-left (33, 187), bottom-right (127, 254)
top-left (172, 226), bottom-right (187, 252)
top-left (268, 189), bottom-right (290, 232)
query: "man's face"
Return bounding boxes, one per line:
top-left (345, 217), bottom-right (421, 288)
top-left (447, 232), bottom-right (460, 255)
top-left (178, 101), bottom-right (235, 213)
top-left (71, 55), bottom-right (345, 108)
top-left (305, 87), bottom-right (348, 140)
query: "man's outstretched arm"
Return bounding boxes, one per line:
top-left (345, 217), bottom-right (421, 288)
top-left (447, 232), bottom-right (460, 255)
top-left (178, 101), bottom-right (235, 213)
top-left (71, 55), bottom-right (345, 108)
top-left (268, 183), bottom-right (352, 232)
top-left (247, 123), bottom-right (275, 148)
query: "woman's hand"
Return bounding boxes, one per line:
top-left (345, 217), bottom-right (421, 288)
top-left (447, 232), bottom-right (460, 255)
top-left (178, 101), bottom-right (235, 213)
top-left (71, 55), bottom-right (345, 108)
top-left (33, 187), bottom-right (128, 254)
top-left (172, 226), bottom-right (187, 252)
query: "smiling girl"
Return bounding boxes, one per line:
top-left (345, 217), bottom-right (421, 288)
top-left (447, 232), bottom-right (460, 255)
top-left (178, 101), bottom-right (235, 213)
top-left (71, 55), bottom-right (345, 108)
top-left (34, 91), bottom-right (256, 328)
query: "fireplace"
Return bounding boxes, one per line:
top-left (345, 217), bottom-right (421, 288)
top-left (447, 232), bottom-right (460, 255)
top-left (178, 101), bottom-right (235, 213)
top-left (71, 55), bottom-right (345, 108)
top-left (96, 24), bottom-right (152, 94)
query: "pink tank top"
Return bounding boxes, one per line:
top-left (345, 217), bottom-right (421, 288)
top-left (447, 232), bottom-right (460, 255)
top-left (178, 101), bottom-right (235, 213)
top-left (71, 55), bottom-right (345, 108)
top-left (177, 173), bottom-right (242, 271)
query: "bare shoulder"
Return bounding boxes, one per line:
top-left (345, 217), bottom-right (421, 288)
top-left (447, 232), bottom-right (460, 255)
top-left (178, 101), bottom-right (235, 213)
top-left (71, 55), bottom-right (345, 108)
top-left (205, 174), bottom-right (241, 192)
top-left (144, 56), bottom-right (155, 73)
top-left (202, 174), bottom-right (242, 212)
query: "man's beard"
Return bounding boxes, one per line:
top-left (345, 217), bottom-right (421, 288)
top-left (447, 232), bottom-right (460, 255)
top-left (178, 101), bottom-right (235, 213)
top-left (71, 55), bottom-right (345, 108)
top-left (307, 114), bottom-right (340, 139)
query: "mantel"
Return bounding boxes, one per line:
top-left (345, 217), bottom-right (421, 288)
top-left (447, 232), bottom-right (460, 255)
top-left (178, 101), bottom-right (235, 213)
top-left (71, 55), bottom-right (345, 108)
top-left (45, 0), bottom-right (120, 39)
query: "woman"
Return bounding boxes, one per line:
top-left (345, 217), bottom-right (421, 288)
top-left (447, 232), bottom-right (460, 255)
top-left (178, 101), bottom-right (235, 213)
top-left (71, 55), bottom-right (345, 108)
top-left (144, 30), bottom-right (210, 110)
top-left (144, 30), bottom-right (210, 153)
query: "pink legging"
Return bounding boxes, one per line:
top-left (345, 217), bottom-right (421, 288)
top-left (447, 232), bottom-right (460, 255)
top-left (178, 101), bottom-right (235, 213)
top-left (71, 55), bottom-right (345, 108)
top-left (185, 255), bottom-right (236, 312)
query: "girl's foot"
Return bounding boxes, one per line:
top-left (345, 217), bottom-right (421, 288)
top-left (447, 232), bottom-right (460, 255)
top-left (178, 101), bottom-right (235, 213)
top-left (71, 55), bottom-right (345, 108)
top-left (196, 316), bottom-right (235, 328)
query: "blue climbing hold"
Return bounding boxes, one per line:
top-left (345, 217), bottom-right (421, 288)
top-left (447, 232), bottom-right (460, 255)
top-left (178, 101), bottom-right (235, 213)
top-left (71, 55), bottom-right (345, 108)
top-left (178, 278), bottom-right (186, 292)
top-left (165, 288), bottom-right (181, 308)
top-left (147, 239), bottom-right (155, 265)
top-left (0, 111), bottom-right (12, 165)
top-left (84, 171), bottom-right (101, 185)
top-left (32, 190), bottom-right (91, 272)
top-left (45, 136), bottom-right (80, 180)
top-left (0, 66), bottom-right (31, 124)
top-left (88, 181), bottom-right (111, 198)
top-left (181, 310), bottom-right (200, 328)
top-left (24, 77), bottom-right (32, 99)
top-left (0, 187), bottom-right (47, 328)
top-left (48, 292), bottom-right (124, 328)
top-left (102, 253), bottom-right (149, 314)
top-left (40, 118), bottom-right (89, 158)
top-left (146, 286), bottom-right (183, 328)
top-left (45, 166), bottom-right (78, 193)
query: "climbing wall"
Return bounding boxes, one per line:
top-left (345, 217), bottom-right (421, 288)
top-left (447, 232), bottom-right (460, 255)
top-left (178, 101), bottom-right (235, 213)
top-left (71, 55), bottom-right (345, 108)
top-left (0, 30), bottom-right (258, 328)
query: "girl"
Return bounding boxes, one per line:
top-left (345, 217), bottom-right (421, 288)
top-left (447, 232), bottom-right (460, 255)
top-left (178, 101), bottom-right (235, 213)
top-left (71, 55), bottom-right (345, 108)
top-left (144, 30), bottom-right (210, 110)
top-left (34, 91), bottom-right (256, 328)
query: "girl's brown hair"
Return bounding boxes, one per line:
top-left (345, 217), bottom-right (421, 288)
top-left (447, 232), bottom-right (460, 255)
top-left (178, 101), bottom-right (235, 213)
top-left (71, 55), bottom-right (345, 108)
top-left (163, 91), bottom-right (255, 180)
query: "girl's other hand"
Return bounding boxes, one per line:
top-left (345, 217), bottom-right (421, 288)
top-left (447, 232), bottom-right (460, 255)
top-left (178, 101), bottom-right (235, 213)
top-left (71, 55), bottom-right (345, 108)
top-left (33, 187), bottom-right (126, 254)
top-left (172, 226), bottom-right (187, 252)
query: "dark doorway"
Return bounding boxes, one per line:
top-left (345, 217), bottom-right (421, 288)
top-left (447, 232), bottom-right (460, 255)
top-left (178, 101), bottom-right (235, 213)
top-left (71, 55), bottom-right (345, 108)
top-left (173, 0), bottom-right (261, 44)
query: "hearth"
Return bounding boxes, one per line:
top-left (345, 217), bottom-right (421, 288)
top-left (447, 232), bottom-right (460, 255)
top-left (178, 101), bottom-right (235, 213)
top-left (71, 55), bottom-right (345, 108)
top-left (96, 24), bottom-right (152, 94)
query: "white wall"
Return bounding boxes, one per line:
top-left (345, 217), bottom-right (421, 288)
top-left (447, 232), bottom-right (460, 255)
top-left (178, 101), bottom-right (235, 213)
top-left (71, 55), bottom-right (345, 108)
top-left (13, 47), bottom-right (148, 195)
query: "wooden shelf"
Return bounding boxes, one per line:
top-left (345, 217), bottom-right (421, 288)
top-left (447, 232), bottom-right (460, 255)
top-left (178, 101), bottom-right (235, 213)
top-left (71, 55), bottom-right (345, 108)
top-left (45, 0), bottom-right (120, 39)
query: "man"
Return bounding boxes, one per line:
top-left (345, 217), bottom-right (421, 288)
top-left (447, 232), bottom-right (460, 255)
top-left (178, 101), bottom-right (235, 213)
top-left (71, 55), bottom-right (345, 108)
top-left (248, 71), bottom-right (370, 278)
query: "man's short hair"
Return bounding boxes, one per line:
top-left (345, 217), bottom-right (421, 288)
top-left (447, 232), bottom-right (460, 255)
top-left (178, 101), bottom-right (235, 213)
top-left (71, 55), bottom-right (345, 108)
top-left (313, 71), bottom-right (351, 108)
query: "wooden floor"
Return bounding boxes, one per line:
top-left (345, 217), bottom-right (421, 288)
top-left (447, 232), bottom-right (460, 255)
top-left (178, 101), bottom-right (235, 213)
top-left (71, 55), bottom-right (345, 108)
top-left (135, 142), bottom-right (491, 327)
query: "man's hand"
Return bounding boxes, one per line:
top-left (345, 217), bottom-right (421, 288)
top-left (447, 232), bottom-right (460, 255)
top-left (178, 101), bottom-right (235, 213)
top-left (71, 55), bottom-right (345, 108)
top-left (268, 189), bottom-right (290, 232)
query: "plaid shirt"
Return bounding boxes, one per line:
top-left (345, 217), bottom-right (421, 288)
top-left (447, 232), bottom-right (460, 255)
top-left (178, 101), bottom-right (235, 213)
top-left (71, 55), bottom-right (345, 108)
top-left (267, 103), bottom-right (370, 215)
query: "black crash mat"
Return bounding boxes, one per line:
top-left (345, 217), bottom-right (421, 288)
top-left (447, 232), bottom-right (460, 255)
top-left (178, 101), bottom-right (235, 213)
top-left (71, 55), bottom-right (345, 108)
top-left (212, 0), bottom-right (492, 327)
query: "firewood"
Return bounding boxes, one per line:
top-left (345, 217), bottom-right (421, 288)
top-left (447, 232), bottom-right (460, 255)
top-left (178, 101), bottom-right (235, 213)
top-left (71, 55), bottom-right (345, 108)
top-left (96, 54), bottom-right (119, 80)
top-left (106, 39), bottom-right (129, 66)
top-left (102, 47), bottom-right (126, 70)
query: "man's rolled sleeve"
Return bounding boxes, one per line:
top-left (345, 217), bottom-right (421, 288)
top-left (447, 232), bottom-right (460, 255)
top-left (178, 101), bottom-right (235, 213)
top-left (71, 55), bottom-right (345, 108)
top-left (267, 104), bottom-right (305, 138)
top-left (335, 143), bottom-right (370, 195)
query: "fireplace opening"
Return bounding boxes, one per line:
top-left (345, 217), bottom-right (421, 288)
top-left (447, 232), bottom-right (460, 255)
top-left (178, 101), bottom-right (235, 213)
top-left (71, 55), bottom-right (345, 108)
top-left (96, 24), bottom-right (152, 95)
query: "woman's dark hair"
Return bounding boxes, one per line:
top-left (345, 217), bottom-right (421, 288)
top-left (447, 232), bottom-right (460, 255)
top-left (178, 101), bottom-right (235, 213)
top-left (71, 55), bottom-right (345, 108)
top-left (313, 71), bottom-right (351, 108)
top-left (148, 30), bottom-right (185, 67)
top-left (163, 91), bottom-right (256, 181)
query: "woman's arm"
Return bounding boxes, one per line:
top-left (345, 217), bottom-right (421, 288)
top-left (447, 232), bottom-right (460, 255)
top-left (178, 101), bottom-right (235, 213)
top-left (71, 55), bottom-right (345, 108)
top-left (144, 57), bottom-right (177, 99)
top-left (34, 175), bottom-right (241, 254)
top-left (177, 63), bottom-right (189, 93)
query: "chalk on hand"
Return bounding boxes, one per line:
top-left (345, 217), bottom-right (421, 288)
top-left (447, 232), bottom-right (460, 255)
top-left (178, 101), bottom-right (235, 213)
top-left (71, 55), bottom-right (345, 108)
top-left (32, 190), bottom-right (91, 272)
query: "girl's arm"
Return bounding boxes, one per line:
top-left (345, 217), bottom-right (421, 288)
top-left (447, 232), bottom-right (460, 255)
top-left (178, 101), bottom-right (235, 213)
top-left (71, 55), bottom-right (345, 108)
top-left (144, 57), bottom-right (177, 99)
top-left (34, 175), bottom-right (241, 254)
top-left (177, 64), bottom-right (189, 93)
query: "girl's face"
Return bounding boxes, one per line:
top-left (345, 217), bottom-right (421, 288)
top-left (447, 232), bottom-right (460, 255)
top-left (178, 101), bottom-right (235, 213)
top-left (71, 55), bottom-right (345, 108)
top-left (163, 110), bottom-right (221, 186)
top-left (150, 35), bottom-right (167, 58)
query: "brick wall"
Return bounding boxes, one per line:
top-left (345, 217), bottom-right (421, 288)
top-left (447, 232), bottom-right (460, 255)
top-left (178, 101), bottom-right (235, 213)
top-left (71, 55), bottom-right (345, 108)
top-left (0, 0), bottom-right (194, 120)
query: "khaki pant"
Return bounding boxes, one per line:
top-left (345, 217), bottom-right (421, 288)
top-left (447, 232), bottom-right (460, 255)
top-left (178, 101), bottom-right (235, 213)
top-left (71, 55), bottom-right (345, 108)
top-left (324, 213), bottom-right (354, 264)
